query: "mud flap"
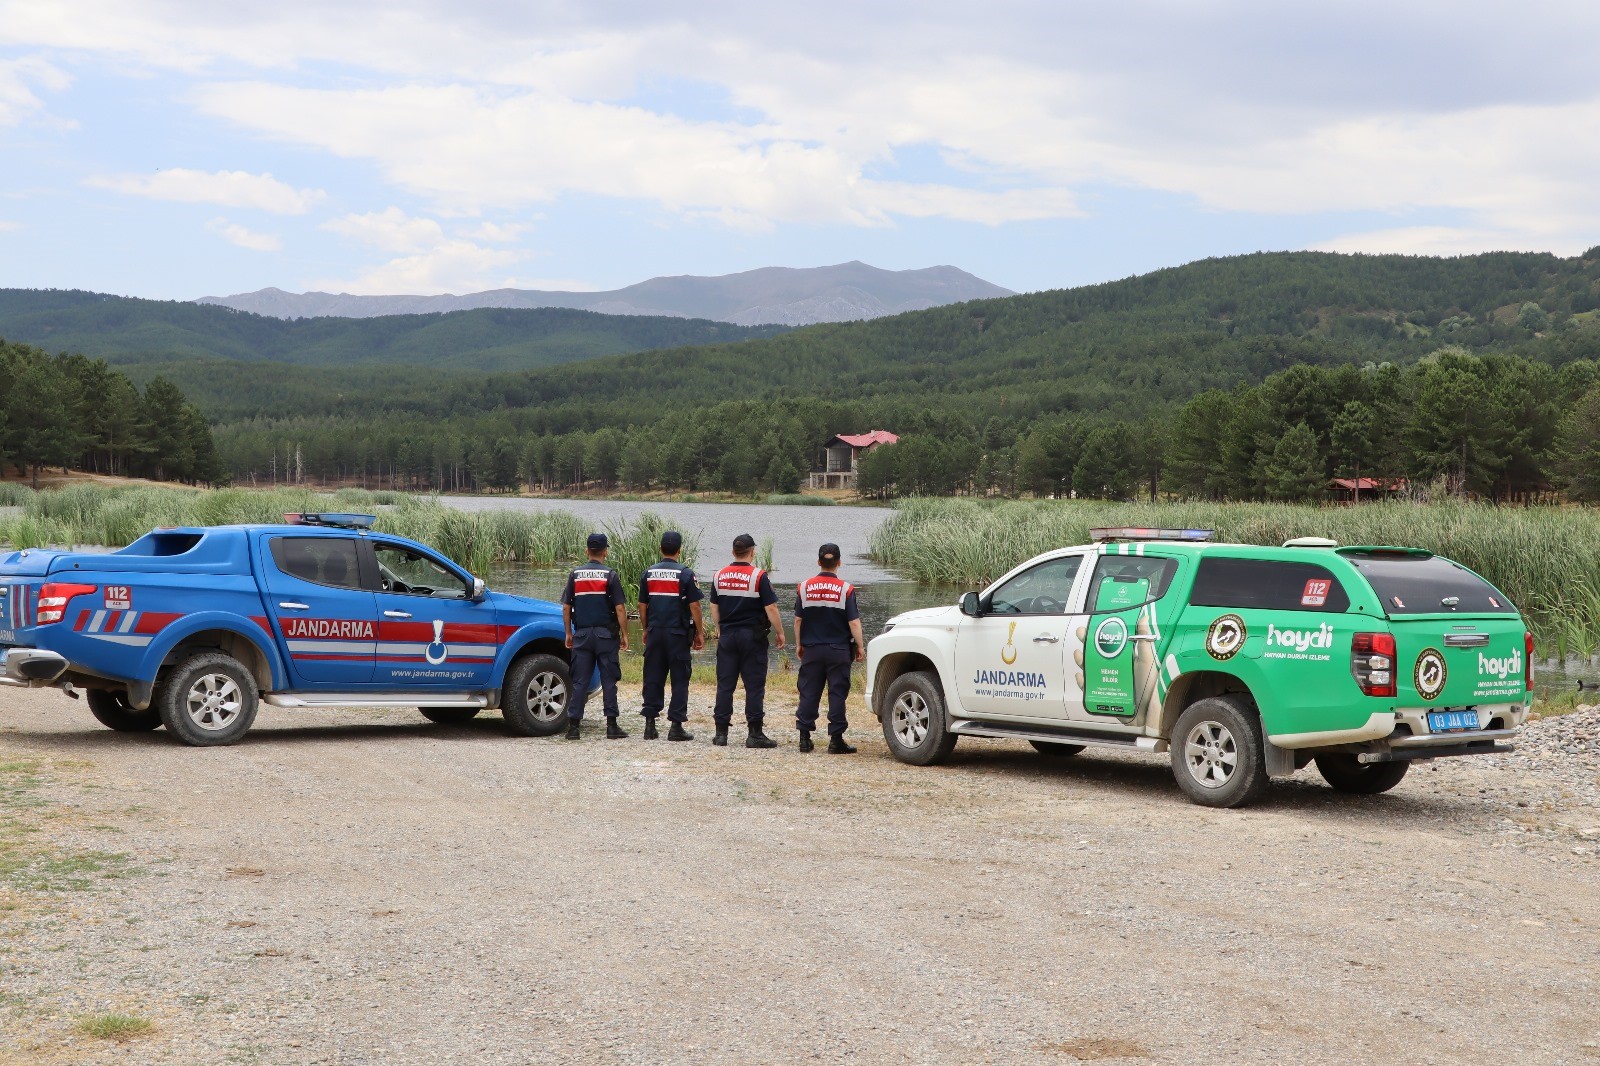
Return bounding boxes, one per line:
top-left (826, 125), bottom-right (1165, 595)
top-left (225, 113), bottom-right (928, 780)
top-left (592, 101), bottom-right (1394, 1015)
top-left (1264, 739), bottom-right (1296, 778)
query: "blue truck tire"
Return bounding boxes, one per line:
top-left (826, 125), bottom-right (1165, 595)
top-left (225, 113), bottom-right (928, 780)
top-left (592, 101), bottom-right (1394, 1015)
top-left (501, 653), bottom-right (572, 737)
top-left (155, 651), bottom-right (260, 746)
top-left (419, 707), bottom-right (481, 724)
top-left (86, 689), bottom-right (163, 732)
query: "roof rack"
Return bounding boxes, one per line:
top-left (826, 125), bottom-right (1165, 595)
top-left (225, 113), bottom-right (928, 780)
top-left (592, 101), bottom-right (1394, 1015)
top-left (1090, 527), bottom-right (1213, 543)
top-left (283, 512), bottom-right (376, 530)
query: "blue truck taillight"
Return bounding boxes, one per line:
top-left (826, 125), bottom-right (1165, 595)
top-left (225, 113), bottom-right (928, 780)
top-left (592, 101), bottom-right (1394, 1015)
top-left (36, 583), bottom-right (97, 625)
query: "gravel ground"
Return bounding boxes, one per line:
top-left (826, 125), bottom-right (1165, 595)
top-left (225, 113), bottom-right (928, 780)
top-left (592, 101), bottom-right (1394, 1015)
top-left (1, 687), bottom-right (1597, 1065)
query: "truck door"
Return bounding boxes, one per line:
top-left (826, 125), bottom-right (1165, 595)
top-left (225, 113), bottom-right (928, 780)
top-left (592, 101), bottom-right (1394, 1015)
top-left (367, 539), bottom-right (500, 690)
top-left (953, 553), bottom-right (1088, 720)
top-left (258, 534), bottom-right (377, 686)
top-left (1076, 553), bottom-right (1179, 725)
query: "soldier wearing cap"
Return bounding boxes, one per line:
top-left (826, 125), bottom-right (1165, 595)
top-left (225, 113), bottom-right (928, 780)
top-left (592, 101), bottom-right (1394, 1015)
top-left (637, 529), bottom-right (703, 742)
top-left (708, 533), bottom-right (784, 748)
top-left (793, 542), bottom-right (864, 754)
top-left (560, 532), bottom-right (630, 740)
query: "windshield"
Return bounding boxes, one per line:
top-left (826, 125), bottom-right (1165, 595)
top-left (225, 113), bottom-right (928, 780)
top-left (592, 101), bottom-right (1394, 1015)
top-left (1345, 555), bottom-right (1516, 616)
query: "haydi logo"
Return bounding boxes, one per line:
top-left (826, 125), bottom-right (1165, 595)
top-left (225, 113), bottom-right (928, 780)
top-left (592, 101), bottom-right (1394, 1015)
top-left (1479, 649), bottom-right (1523, 680)
top-left (1265, 622), bottom-right (1333, 653)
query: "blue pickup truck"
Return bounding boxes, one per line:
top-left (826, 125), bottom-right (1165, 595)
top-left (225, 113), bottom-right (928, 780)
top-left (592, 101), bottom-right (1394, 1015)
top-left (0, 513), bottom-right (576, 745)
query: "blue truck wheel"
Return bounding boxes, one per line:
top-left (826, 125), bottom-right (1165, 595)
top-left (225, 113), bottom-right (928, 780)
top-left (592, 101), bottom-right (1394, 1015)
top-left (86, 689), bottom-right (162, 732)
top-left (155, 652), bottom-right (260, 746)
top-left (501, 654), bottom-right (573, 737)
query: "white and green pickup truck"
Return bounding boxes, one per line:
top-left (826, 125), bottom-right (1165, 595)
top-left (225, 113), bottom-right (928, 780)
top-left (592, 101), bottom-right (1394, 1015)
top-left (865, 528), bottom-right (1530, 808)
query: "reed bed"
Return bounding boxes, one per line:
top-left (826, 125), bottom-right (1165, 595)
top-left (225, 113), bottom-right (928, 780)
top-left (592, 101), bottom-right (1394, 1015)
top-left (763, 493), bottom-right (834, 506)
top-left (871, 497), bottom-right (1600, 657)
top-left (0, 484), bottom-right (589, 575)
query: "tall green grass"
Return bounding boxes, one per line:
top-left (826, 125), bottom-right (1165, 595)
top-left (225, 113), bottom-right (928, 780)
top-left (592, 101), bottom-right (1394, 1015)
top-left (764, 493), bottom-right (834, 506)
top-left (598, 512), bottom-right (702, 607)
top-left (872, 497), bottom-right (1600, 657)
top-left (0, 485), bottom-right (587, 574)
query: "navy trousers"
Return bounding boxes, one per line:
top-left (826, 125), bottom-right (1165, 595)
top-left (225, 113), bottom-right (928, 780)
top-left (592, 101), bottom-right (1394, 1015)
top-left (641, 627), bottom-right (692, 722)
top-left (713, 626), bottom-right (768, 728)
top-left (568, 627), bottom-right (620, 721)
top-left (796, 643), bottom-right (852, 737)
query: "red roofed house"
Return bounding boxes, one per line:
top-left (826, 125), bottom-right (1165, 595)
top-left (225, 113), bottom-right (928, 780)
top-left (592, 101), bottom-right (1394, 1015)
top-left (1329, 476), bottom-right (1407, 503)
top-left (809, 430), bottom-right (899, 489)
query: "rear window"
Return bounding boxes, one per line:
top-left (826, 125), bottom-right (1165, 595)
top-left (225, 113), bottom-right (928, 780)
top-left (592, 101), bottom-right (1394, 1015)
top-left (269, 536), bottom-right (364, 590)
top-left (1344, 555), bottom-right (1515, 615)
top-left (1190, 557), bottom-right (1351, 613)
top-left (1086, 555), bottom-right (1179, 613)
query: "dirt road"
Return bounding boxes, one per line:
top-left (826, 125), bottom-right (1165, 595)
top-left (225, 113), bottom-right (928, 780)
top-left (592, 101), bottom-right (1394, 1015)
top-left (1, 686), bottom-right (1597, 1065)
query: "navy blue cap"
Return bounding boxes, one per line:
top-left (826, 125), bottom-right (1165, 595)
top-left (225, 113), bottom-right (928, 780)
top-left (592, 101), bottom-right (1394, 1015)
top-left (819, 542), bottom-right (841, 564)
top-left (587, 532), bottom-right (609, 551)
top-left (732, 533), bottom-right (757, 552)
top-left (660, 530), bottom-right (683, 553)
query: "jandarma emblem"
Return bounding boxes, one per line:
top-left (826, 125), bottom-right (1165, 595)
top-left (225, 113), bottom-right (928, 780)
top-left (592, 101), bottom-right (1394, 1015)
top-left (1206, 614), bottom-right (1246, 660)
top-left (1414, 648), bottom-right (1447, 701)
top-left (1001, 620), bottom-right (1018, 665)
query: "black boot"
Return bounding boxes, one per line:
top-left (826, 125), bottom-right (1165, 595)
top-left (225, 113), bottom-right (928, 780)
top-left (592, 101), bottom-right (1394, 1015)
top-left (667, 722), bottom-right (694, 742)
top-left (745, 727), bottom-right (777, 749)
top-left (712, 727), bottom-right (728, 747)
top-left (605, 716), bottom-right (629, 739)
top-left (565, 719), bottom-right (581, 740)
top-left (798, 730), bottom-right (814, 753)
top-left (643, 718), bottom-right (659, 740)
top-left (827, 734), bottom-right (857, 755)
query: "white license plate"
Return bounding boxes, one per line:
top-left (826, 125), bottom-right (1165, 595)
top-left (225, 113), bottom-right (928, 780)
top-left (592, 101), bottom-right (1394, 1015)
top-left (1428, 709), bottom-right (1477, 732)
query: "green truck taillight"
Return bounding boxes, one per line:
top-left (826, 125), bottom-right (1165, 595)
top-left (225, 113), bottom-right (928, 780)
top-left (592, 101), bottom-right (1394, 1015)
top-left (1351, 631), bottom-right (1396, 698)
top-left (1525, 631), bottom-right (1534, 692)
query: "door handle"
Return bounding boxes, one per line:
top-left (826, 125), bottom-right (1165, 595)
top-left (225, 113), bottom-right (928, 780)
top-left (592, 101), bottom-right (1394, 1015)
top-left (1129, 634), bottom-right (1158, 642)
top-left (1032, 634), bottom-right (1060, 644)
top-left (384, 610), bottom-right (412, 619)
top-left (278, 602), bottom-right (309, 610)
top-left (1443, 633), bottom-right (1489, 647)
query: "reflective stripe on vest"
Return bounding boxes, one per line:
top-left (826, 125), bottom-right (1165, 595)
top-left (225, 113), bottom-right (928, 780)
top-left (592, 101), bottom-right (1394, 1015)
top-left (714, 564), bottom-right (766, 598)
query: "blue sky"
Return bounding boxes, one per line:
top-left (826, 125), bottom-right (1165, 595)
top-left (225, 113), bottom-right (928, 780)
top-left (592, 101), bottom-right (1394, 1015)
top-left (2, 1), bottom-right (1597, 300)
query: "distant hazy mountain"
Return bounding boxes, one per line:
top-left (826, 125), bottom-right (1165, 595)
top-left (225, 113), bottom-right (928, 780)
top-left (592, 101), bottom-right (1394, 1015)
top-left (196, 261), bottom-right (1015, 326)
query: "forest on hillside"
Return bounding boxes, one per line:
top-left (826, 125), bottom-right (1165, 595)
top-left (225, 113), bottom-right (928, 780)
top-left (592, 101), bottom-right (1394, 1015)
top-left (0, 340), bottom-right (219, 485)
top-left (0, 289), bottom-right (786, 372)
top-left (10, 249), bottom-right (1600, 501)
top-left (203, 249), bottom-right (1600, 500)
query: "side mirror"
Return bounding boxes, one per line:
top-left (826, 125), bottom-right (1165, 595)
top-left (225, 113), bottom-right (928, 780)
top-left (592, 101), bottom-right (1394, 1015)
top-left (471, 576), bottom-right (487, 601)
top-left (959, 591), bottom-right (983, 617)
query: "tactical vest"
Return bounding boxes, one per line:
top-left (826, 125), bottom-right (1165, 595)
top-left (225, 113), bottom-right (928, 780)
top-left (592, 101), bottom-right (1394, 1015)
top-left (642, 559), bottom-right (693, 631)
top-left (569, 564), bottom-right (619, 630)
top-left (796, 572), bottom-right (854, 647)
top-left (714, 562), bottom-right (770, 631)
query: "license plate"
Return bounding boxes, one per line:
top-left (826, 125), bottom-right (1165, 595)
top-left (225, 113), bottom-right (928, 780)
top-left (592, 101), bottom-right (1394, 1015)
top-left (1428, 709), bottom-right (1477, 732)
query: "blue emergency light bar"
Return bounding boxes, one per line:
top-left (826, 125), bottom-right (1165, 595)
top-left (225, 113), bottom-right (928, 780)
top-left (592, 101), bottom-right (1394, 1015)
top-left (284, 512), bottom-right (376, 530)
top-left (1090, 527), bottom-right (1214, 543)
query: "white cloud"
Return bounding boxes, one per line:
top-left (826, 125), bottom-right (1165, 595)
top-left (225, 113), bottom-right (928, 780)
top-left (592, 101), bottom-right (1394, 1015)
top-left (0, 54), bottom-right (69, 125)
top-left (10, 2), bottom-right (1600, 249)
top-left (88, 168), bottom-right (323, 214)
top-left (206, 217), bottom-right (281, 251)
top-left (316, 208), bottom-right (525, 294)
top-left (0, 220), bottom-right (21, 232)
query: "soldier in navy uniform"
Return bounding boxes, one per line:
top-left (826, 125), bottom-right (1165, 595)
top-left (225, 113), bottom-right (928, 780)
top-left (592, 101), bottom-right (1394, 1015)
top-left (560, 532), bottom-right (630, 740)
top-left (637, 530), bottom-right (703, 742)
top-left (708, 533), bottom-right (785, 749)
top-left (793, 542), bottom-right (865, 754)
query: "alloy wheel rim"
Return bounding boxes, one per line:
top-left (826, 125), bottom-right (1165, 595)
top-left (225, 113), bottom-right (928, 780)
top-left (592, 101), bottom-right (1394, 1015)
top-left (1184, 720), bottom-right (1237, 788)
top-left (892, 691), bottom-right (930, 746)
top-left (186, 673), bottom-right (243, 731)
top-left (527, 671), bottom-right (567, 722)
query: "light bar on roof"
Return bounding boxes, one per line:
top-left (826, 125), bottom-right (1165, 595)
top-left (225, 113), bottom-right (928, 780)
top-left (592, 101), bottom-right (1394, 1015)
top-left (284, 512), bottom-right (376, 530)
top-left (1090, 527), bottom-right (1213, 543)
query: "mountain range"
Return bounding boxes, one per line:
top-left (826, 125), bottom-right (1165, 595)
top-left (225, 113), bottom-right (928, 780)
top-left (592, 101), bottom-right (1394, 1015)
top-left (196, 261), bottom-right (1014, 326)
